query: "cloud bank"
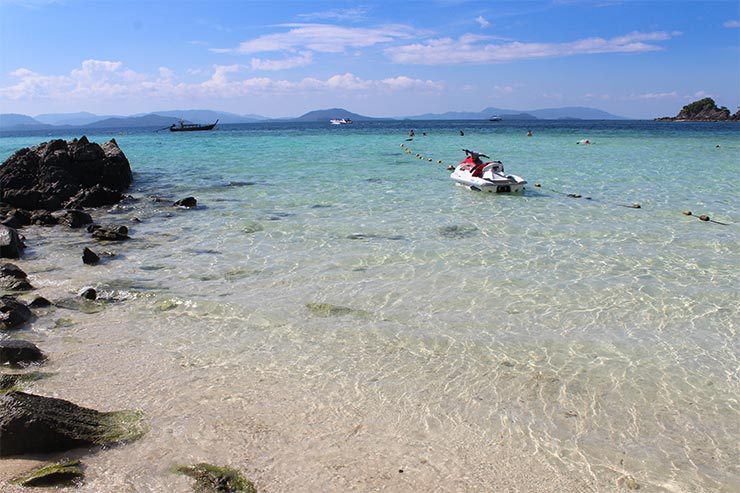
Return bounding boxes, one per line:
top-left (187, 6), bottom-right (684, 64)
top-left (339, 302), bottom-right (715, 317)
top-left (386, 31), bottom-right (680, 64)
top-left (0, 59), bottom-right (444, 102)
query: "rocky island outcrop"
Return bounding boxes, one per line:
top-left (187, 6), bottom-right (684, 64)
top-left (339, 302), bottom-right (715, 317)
top-left (656, 97), bottom-right (740, 122)
top-left (0, 136), bottom-right (132, 210)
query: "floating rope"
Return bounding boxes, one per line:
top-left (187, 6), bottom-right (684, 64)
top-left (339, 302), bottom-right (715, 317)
top-left (682, 210), bottom-right (729, 225)
top-left (533, 183), bottom-right (641, 209)
top-left (402, 142), bottom-right (732, 226)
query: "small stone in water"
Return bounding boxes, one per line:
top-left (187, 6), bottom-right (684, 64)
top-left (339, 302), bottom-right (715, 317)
top-left (79, 287), bottom-right (97, 300)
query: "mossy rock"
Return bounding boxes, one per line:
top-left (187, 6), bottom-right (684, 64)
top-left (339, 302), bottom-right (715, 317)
top-left (10, 459), bottom-right (83, 487)
top-left (241, 221), bottom-right (264, 234)
top-left (0, 371), bottom-right (51, 393)
top-left (305, 302), bottom-right (369, 318)
top-left (156, 299), bottom-right (180, 312)
top-left (54, 317), bottom-right (75, 327)
top-left (53, 298), bottom-right (108, 314)
top-left (175, 463), bottom-right (256, 493)
top-left (438, 224), bottom-right (478, 239)
top-left (0, 391), bottom-right (147, 456)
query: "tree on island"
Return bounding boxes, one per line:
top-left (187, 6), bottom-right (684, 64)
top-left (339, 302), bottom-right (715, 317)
top-left (657, 97), bottom-right (740, 121)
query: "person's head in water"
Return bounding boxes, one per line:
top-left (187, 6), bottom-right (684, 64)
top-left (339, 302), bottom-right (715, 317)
top-left (527, 130), bottom-right (533, 137)
top-left (460, 130), bottom-right (464, 136)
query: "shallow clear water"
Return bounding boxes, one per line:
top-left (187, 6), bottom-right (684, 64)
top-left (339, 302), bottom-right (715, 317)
top-left (1, 121), bottom-right (739, 492)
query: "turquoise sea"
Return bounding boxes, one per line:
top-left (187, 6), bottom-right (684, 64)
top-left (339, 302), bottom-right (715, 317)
top-left (1, 121), bottom-right (739, 492)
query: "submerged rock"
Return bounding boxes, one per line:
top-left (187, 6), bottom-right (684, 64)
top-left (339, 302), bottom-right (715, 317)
top-left (0, 137), bottom-right (133, 211)
top-left (438, 224), bottom-right (478, 239)
top-left (10, 459), bottom-right (84, 487)
top-left (0, 340), bottom-right (45, 366)
top-left (305, 302), bottom-right (370, 318)
top-left (0, 295), bottom-right (34, 329)
top-left (30, 210), bottom-right (59, 226)
top-left (89, 224), bottom-right (130, 241)
top-left (1, 208), bottom-right (32, 229)
top-left (53, 209), bottom-right (93, 228)
top-left (28, 296), bottom-right (52, 308)
top-left (82, 247), bottom-right (100, 265)
top-left (78, 287), bottom-right (97, 300)
top-left (0, 371), bottom-right (50, 392)
top-left (175, 463), bottom-right (256, 493)
top-left (0, 224), bottom-right (25, 258)
top-left (0, 262), bottom-right (34, 291)
top-left (174, 197), bottom-right (197, 208)
top-left (0, 391), bottom-right (147, 456)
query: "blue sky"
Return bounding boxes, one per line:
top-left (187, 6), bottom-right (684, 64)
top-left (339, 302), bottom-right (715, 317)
top-left (1, 0), bottom-right (738, 118)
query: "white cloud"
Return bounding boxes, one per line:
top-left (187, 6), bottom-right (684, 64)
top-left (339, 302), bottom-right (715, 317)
top-left (380, 76), bottom-right (444, 91)
top-left (693, 90), bottom-right (711, 98)
top-left (636, 91), bottom-right (678, 100)
top-left (476, 16), bottom-right (491, 28)
top-left (296, 7), bottom-right (369, 22)
top-left (542, 92), bottom-right (564, 100)
top-left (251, 52), bottom-right (313, 71)
top-left (158, 67), bottom-right (174, 79)
top-left (723, 20), bottom-right (740, 28)
top-left (0, 61), bottom-right (444, 103)
top-left (213, 23), bottom-right (416, 55)
top-left (386, 30), bottom-right (679, 64)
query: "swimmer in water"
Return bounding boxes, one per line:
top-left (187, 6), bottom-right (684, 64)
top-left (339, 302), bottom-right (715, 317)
top-left (527, 130), bottom-right (533, 137)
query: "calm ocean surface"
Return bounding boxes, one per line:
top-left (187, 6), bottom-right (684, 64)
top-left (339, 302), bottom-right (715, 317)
top-left (1, 120), bottom-right (739, 492)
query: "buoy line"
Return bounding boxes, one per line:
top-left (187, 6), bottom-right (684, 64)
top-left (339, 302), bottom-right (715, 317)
top-left (533, 183), bottom-right (641, 209)
top-left (400, 142), bottom-right (731, 225)
top-left (681, 210), bottom-right (729, 225)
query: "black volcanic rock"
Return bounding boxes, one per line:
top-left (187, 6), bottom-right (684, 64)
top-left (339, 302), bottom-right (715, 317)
top-left (89, 224), bottom-right (129, 241)
top-left (0, 391), bottom-right (146, 456)
top-left (82, 247), bottom-right (100, 265)
top-left (0, 262), bottom-right (33, 291)
top-left (54, 209), bottom-right (93, 228)
top-left (79, 287), bottom-right (97, 300)
top-left (0, 339), bottom-right (45, 365)
top-left (174, 196), bottom-right (197, 208)
top-left (0, 136), bottom-right (133, 211)
top-left (0, 295), bottom-right (34, 329)
top-left (0, 224), bottom-right (24, 258)
top-left (30, 210), bottom-right (58, 226)
top-left (0, 208), bottom-right (32, 229)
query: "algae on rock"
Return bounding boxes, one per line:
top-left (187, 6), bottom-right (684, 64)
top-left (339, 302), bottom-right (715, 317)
top-left (0, 371), bottom-right (51, 393)
top-left (175, 463), bottom-right (256, 493)
top-left (305, 302), bottom-right (370, 318)
top-left (0, 391), bottom-right (147, 456)
top-left (10, 459), bottom-right (83, 487)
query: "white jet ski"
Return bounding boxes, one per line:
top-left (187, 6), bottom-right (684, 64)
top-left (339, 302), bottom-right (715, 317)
top-left (450, 149), bottom-right (527, 193)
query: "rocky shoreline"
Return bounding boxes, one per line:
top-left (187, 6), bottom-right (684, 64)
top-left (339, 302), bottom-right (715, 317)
top-left (0, 137), bottom-right (255, 491)
top-left (655, 97), bottom-right (740, 122)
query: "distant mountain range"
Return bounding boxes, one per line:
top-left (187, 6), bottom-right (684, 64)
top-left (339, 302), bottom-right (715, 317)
top-left (0, 113), bottom-right (53, 129)
top-left (405, 106), bottom-right (624, 120)
top-left (289, 108), bottom-right (386, 122)
top-left (131, 109), bottom-right (266, 124)
top-left (34, 111), bottom-right (118, 126)
top-left (0, 105), bottom-right (625, 130)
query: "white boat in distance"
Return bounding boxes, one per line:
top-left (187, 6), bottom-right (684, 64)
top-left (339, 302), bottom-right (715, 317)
top-left (330, 118), bottom-right (353, 125)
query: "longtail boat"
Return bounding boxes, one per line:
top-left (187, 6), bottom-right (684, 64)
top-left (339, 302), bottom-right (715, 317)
top-left (169, 119), bottom-right (218, 132)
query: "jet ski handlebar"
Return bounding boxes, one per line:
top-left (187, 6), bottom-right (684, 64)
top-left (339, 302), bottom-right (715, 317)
top-left (462, 149), bottom-right (490, 159)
